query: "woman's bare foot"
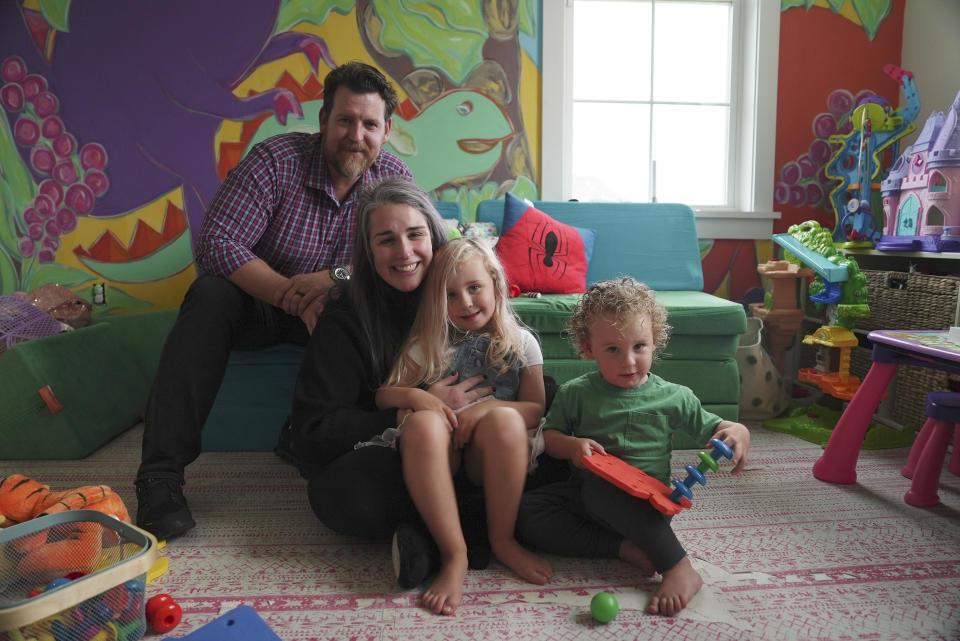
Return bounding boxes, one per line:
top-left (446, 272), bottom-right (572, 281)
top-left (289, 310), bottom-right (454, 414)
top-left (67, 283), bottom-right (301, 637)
top-left (490, 538), bottom-right (553, 585)
top-left (619, 540), bottom-right (656, 577)
top-left (421, 552), bottom-right (469, 615)
top-left (647, 556), bottom-right (703, 616)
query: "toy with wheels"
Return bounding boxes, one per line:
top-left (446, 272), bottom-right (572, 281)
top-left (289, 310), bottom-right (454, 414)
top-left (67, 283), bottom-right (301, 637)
top-left (581, 439), bottom-right (734, 515)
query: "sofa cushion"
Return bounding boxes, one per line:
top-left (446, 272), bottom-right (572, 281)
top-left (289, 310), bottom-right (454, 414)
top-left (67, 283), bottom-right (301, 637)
top-left (0, 310), bottom-right (177, 459)
top-left (495, 195), bottom-right (596, 294)
top-left (203, 345), bottom-right (304, 451)
top-left (512, 292), bottom-right (747, 339)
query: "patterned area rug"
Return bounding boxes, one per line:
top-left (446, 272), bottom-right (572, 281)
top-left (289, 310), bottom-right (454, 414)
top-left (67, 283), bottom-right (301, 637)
top-left (4, 425), bottom-right (959, 640)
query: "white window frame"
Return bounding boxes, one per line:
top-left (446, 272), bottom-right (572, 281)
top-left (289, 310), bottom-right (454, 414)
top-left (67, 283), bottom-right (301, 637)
top-left (541, 0), bottom-right (780, 239)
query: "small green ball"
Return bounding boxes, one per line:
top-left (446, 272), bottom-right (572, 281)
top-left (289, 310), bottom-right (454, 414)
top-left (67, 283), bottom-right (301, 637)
top-left (590, 591), bottom-right (619, 623)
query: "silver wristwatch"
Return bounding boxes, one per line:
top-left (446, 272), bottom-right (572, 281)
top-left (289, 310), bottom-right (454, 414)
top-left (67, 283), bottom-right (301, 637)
top-left (331, 265), bottom-right (351, 282)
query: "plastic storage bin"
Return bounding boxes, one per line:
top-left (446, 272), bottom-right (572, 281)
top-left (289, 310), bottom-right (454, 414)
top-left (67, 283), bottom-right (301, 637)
top-left (0, 510), bottom-right (158, 641)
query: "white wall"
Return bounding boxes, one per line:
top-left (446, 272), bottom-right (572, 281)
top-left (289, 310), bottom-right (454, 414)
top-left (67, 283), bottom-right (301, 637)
top-left (900, 0), bottom-right (960, 148)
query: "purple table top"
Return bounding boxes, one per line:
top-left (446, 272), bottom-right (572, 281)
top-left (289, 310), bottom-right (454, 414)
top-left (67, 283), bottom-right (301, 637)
top-left (868, 330), bottom-right (960, 365)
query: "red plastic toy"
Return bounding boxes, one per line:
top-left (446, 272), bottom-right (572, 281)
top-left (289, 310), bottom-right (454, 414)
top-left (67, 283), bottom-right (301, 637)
top-left (583, 439), bottom-right (734, 514)
top-left (581, 453), bottom-right (691, 515)
top-left (146, 593), bottom-right (183, 634)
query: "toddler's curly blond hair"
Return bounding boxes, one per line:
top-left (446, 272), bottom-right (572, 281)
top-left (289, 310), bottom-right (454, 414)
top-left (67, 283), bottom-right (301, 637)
top-left (569, 276), bottom-right (671, 359)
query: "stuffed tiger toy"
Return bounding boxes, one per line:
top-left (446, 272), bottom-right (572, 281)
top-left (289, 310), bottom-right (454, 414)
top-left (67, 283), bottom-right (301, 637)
top-left (0, 474), bottom-right (130, 577)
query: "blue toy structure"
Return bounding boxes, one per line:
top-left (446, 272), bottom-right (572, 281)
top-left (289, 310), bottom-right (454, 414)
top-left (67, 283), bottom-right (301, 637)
top-left (824, 65), bottom-right (921, 245)
top-left (667, 438), bottom-right (734, 504)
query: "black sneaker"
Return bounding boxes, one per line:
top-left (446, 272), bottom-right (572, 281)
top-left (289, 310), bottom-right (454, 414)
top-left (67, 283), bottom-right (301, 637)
top-left (274, 416), bottom-right (311, 478)
top-left (392, 521), bottom-right (440, 588)
top-left (135, 478), bottom-right (195, 541)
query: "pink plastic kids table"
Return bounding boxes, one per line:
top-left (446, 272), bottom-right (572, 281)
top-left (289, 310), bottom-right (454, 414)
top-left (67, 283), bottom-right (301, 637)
top-left (813, 330), bottom-right (960, 498)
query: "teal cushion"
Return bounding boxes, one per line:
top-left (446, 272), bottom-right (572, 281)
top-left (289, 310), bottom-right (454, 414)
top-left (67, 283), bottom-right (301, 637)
top-left (513, 291), bottom-right (746, 341)
top-left (202, 345), bottom-right (305, 451)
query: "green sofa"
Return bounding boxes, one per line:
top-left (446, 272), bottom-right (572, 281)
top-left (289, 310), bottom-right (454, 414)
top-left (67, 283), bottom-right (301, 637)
top-left (0, 200), bottom-right (745, 458)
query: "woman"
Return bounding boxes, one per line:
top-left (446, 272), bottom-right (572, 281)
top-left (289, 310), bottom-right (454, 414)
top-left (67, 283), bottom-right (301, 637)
top-left (288, 176), bottom-right (491, 576)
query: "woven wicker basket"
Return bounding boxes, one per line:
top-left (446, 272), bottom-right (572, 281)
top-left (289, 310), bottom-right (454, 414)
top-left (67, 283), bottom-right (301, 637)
top-left (891, 366), bottom-right (960, 429)
top-left (860, 271), bottom-right (960, 332)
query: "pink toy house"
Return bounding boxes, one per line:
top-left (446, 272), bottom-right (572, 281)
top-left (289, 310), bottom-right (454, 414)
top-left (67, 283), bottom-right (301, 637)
top-left (878, 89), bottom-right (960, 252)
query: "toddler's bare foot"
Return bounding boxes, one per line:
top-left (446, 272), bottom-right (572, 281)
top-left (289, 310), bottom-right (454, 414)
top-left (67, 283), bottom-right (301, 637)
top-left (619, 540), bottom-right (656, 577)
top-left (647, 556), bottom-right (703, 616)
top-left (421, 553), bottom-right (468, 616)
top-left (491, 538), bottom-right (553, 584)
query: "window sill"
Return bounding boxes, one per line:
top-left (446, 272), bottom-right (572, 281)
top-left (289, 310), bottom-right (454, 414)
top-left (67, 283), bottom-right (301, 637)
top-left (692, 209), bottom-right (781, 240)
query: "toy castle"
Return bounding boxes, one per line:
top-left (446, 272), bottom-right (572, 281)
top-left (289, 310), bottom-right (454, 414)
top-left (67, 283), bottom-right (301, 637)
top-left (878, 89), bottom-right (960, 252)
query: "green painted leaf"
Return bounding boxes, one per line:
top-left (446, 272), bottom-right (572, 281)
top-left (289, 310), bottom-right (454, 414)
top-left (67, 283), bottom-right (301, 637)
top-left (26, 262), bottom-right (96, 291)
top-left (39, 0), bottom-right (71, 32)
top-left (0, 245), bottom-right (20, 294)
top-left (372, 0), bottom-right (487, 85)
top-left (0, 102), bottom-right (37, 211)
top-left (276, 0), bottom-right (355, 33)
top-left (779, 0), bottom-right (812, 9)
top-left (518, 0), bottom-right (536, 39)
top-left (0, 176), bottom-right (23, 257)
top-left (851, 0), bottom-right (892, 41)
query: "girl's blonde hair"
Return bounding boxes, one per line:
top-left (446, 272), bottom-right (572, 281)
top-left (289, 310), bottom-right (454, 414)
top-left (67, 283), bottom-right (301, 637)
top-left (387, 237), bottom-right (529, 386)
top-left (569, 276), bottom-right (672, 359)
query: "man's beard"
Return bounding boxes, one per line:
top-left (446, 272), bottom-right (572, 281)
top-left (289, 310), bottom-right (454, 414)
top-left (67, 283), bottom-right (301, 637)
top-left (331, 144), bottom-right (374, 179)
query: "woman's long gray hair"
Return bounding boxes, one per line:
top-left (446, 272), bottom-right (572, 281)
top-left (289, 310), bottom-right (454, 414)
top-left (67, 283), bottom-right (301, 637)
top-left (349, 176), bottom-right (448, 381)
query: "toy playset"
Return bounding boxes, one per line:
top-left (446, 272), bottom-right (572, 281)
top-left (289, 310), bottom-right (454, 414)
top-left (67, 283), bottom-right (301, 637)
top-left (877, 88), bottom-right (960, 252)
top-left (824, 65), bottom-right (920, 246)
top-left (772, 220), bottom-right (870, 400)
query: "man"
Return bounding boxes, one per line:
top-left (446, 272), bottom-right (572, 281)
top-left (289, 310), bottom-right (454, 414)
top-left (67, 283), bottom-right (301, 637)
top-left (135, 61), bottom-right (411, 541)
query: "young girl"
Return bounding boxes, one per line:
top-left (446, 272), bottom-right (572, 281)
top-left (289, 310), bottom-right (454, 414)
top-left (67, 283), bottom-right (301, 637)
top-left (377, 237), bottom-right (553, 615)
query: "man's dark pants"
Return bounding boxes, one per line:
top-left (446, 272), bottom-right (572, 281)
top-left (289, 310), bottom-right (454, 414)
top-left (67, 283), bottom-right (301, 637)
top-left (137, 275), bottom-right (308, 482)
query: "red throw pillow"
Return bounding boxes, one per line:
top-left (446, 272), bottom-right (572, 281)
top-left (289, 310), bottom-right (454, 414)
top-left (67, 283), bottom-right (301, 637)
top-left (494, 197), bottom-right (595, 294)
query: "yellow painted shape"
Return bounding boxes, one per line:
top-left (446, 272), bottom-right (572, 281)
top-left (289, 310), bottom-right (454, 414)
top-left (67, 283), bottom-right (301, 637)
top-left (756, 239), bottom-right (776, 265)
top-left (55, 188), bottom-right (196, 310)
top-left (810, 0), bottom-right (863, 26)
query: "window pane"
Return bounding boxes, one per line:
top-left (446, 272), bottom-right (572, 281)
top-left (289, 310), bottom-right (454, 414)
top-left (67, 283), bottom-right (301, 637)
top-left (653, 2), bottom-right (732, 103)
top-left (651, 104), bottom-right (728, 206)
top-left (573, 0), bottom-right (652, 102)
top-left (572, 102), bottom-right (651, 202)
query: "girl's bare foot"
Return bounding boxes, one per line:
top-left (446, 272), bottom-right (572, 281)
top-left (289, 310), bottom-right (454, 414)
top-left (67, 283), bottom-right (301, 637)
top-left (647, 556), bottom-right (703, 616)
top-left (619, 540), bottom-right (656, 577)
top-left (421, 553), bottom-right (468, 615)
top-left (490, 538), bottom-right (553, 584)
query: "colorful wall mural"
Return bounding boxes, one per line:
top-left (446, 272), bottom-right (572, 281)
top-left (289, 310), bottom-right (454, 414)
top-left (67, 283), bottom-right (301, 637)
top-left (0, 0), bottom-right (910, 315)
top-left (0, 0), bottom-right (541, 313)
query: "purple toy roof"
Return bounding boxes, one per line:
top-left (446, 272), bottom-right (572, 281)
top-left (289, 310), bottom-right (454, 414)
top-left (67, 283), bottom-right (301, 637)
top-left (928, 89), bottom-right (960, 169)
